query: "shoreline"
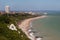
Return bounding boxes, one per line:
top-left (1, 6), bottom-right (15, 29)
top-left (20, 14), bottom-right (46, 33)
top-left (18, 15), bottom-right (47, 40)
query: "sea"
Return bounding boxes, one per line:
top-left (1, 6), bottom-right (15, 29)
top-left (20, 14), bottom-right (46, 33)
top-left (32, 11), bottom-right (60, 40)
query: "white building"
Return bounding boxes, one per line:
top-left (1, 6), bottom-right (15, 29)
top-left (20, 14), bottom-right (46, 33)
top-left (28, 12), bottom-right (35, 15)
top-left (29, 32), bottom-right (36, 40)
top-left (32, 13), bottom-right (35, 15)
top-left (28, 29), bottom-right (32, 32)
top-left (44, 12), bottom-right (47, 15)
top-left (29, 12), bottom-right (32, 14)
top-left (36, 37), bottom-right (42, 40)
top-left (5, 5), bottom-right (10, 13)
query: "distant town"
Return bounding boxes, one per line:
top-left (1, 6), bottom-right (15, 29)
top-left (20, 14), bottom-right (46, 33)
top-left (0, 5), bottom-right (47, 40)
top-left (0, 5), bottom-right (47, 16)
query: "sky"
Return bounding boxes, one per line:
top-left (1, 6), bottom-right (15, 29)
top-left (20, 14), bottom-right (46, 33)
top-left (0, 0), bottom-right (60, 11)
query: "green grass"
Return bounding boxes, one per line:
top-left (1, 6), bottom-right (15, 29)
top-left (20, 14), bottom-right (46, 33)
top-left (0, 13), bottom-right (38, 40)
top-left (0, 23), bottom-right (30, 40)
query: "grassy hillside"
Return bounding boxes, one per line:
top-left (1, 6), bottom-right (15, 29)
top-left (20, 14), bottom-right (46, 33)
top-left (0, 13), bottom-right (38, 40)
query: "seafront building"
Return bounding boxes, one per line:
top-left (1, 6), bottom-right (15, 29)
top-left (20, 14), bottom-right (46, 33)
top-left (44, 12), bottom-right (47, 15)
top-left (5, 5), bottom-right (10, 13)
top-left (29, 12), bottom-right (32, 14)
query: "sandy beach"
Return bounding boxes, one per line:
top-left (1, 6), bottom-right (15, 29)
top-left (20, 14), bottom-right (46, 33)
top-left (18, 15), bottom-right (47, 40)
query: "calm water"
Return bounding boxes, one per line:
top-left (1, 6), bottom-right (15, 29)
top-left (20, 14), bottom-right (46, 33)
top-left (32, 13), bottom-right (60, 40)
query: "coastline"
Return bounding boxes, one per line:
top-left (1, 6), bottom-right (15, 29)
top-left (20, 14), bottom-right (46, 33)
top-left (18, 15), bottom-right (47, 40)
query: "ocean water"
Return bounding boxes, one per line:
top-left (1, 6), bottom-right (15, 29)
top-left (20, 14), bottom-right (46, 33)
top-left (32, 12), bottom-right (60, 40)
